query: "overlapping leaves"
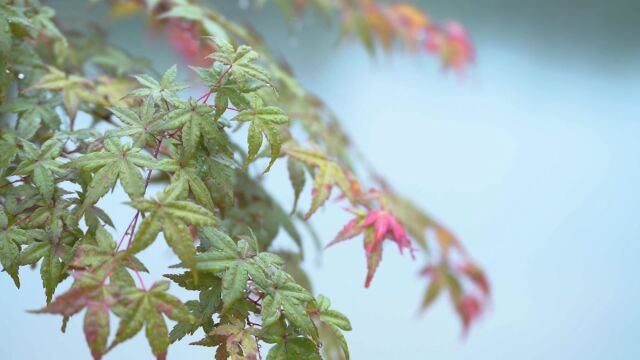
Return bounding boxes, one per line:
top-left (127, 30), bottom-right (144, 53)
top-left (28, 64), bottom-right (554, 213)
top-left (285, 146), bottom-right (355, 218)
top-left (128, 186), bottom-right (218, 276)
top-left (71, 138), bottom-right (171, 207)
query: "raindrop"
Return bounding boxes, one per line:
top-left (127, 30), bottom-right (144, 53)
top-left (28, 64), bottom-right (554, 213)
top-left (238, 0), bottom-right (249, 10)
top-left (17, 73), bottom-right (25, 80)
top-left (4, 69), bottom-right (10, 74)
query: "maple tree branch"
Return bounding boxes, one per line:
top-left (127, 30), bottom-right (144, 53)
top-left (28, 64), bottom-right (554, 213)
top-left (256, 341), bottom-right (263, 360)
top-left (0, 176), bottom-right (28, 189)
top-left (197, 64), bottom-right (233, 103)
top-left (106, 137), bottom-right (165, 290)
top-left (11, 213), bottom-right (32, 227)
top-left (211, 104), bottom-right (241, 112)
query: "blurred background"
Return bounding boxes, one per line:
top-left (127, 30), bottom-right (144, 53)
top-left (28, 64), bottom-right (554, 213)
top-left (2, 0), bottom-right (640, 359)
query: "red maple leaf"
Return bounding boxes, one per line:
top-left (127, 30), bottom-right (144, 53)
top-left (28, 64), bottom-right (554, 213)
top-left (457, 294), bottom-right (483, 335)
top-left (327, 208), bottom-right (416, 287)
top-left (166, 19), bottom-right (214, 67)
top-left (420, 260), bottom-right (490, 335)
top-left (424, 21), bottom-right (474, 74)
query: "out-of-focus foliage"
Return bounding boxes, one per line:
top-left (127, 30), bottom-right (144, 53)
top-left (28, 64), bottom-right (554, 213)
top-left (0, 0), bottom-right (487, 359)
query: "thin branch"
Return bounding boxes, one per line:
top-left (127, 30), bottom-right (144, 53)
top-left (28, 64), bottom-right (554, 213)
top-left (197, 64), bottom-right (233, 103)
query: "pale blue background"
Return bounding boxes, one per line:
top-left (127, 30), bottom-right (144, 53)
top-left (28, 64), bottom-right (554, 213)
top-left (2, 0), bottom-right (640, 359)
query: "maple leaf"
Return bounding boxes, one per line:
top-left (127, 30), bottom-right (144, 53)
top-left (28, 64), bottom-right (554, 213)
top-left (232, 96), bottom-right (288, 172)
top-left (27, 66), bottom-right (94, 121)
top-left (0, 132), bottom-right (18, 173)
top-left (31, 273), bottom-right (115, 360)
top-left (0, 95), bottom-right (61, 139)
top-left (419, 260), bottom-right (489, 335)
top-left (458, 262), bottom-right (491, 297)
top-left (208, 318), bottom-right (258, 359)
top-left (196, 227), bottom-right (283, 311)
top-left (159, 1), bottom-right (230, 45)
top-left (284, 146), bottom-right (355, 219)
top-left (0, 208), bottom-right (44, 287)
top-left (221, 172), bottom-right (302, 251)
top-left (456, 294), bottom-right (483, 335)
top-left (286, 156), bottom-right (306, 214)
top-left (71, 226), bottom-right (147, 288)
top-left (92, 76), bottom-right (137, 108)
top-left (107, 97), bottom-right (184, 148)
top-left (308, 294), bottom-right (352, 360)
top-left (327, 208), bottom-right (416, 287)
top-left (382, 3), bottom-right (432, 50)
top-left (127, 186), bottom-right (218, 276)
top-left (260, 270), bottom-right (317, 338)
top-left (201, 153), bottom-right (237, 209)
top-left (169, 163), bottom-right (217, 212)
top-left (162, 271), bottom-right (222, 343)
top-left (165, 98), bottom-right (222, 158)
top-left (110, 281), bottom-right (196, 359)
top-left (71, 138), bottom-right (173, 207)
top-left (261, 320), bottom-right (321, 360)
top-left (190, 65), bottom-right (253, 118)
top-left (206, 37), bottom-right (273, 88)
top-left (13, 138), bottom-right (64, 205)
top-left (425, 21), bottom-right (474, 74)
top-left (129, 65), bottom-right (189, 106)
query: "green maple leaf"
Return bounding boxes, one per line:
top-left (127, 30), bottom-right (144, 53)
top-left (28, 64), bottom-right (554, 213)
top-left (287, 156), bottom-right (306, 214)
top-left (13, 138), bottom-right (64, 205)
top-left (71, 138), bottom-right (173, 207)
top-left (110, 281), bottom-right (195, 359)
top-left (310, 294), bottom-right (351, 360)
top-left (71, 226), bottom-right (147, 287)
top-left (202, 154), bottom-right (237, 209)
top-left (260, 270), bottom-right (317, 339)
top-left (190, 66), bottom-right (253, 119)
top-left (127, 187), bottom-right (218, 276)
top-left (233, 96), bottom-right (289, 172)
top-left (0, 4), bottom-right (33, 36)
top-left (37, 247), bottom-right (64, 301)
top-left (158, 0), bottom-right (228, 40)
top-left (285, 146), bottom-right (354, 219)
top-left (129, 65), bottom-right (188, 106)
top-left (267, 338), bottom-right (321, 360)
top-left (0, 132), bottom-right (17, 173)
top-left (27, 66), bottom-right (94, 120)
top-left (166, 98), bottom-right (222, 158)
top-left (107, 97), bottom-right (184, 148)
top-left (195, 227), bottom-right (283, 312)
top-left (207, 38), bottom-right (272, 88)
top-left (0, 208), bottom-right (44, 287)
top-left (222, 173), bottom-right (302, 251)
top-left (170, 165), bottom-right (216, 211)
top-left (164, 271), bottom-right (222, 343)
top-left (261, 321), bottom-right (321, 360)
top-left (0, 95), bottom-right (61, 139)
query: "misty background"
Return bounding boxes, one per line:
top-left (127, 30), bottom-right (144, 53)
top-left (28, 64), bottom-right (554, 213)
top-left (1, 0), bottom-right (639, 359)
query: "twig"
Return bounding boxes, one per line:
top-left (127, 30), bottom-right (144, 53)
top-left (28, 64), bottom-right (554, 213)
top-left (197, 64), bottom-right (233, 103)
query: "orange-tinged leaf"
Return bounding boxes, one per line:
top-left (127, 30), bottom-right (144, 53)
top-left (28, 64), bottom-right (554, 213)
top-left (363, 229), bottom-right (382, 288)
top-left (84, 301), bottom-right (110, 360)
top-left (285, 146), bottom-right (355, 218)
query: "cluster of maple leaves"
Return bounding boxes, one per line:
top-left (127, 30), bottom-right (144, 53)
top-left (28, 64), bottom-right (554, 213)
top-left (0, 0), bottom-right (489, 359)
top-left (109, 0), bottom-right (474, 74)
